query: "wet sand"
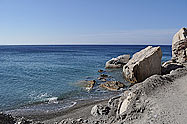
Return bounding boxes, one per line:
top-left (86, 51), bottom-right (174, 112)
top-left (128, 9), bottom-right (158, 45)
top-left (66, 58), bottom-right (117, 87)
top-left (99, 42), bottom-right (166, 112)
top-left (9, 98), bottom-right (110, 123)
top-left (43, 99), bottom-right (109, 124)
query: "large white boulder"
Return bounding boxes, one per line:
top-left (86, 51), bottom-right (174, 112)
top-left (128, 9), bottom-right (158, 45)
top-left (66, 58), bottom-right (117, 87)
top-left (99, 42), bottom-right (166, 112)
top-left (172, 27), bottom-right (187, 63)
top-left (91, 104), bottom-right (110, 117)
top-left (105, 54), bottom-right (130, 68)
top-left (123, 46), bottom-right (162, 83)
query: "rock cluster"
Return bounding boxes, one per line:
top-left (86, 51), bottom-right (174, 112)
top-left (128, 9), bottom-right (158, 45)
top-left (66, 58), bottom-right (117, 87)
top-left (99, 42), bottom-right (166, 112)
top-left (77, 69), bottom-right (126, 92)
top-left (100, 81), bottom-right (125, 91)
top-left (123, 46), bottom-right (162, 83)
top-left (105, 54), bottom-right (130, 68)
top-left (161, 60), bottom-right (184, 75)
top-left (172, 27), bottom-right (187, 63)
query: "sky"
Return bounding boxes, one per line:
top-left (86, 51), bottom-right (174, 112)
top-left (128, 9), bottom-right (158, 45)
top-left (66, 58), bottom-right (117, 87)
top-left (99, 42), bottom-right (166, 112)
top-left (0, 0), bottom-right (186, 45)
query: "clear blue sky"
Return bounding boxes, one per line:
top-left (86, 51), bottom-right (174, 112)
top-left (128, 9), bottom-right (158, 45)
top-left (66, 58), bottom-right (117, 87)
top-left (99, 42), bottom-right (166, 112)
top-left (0, 0), bottom-right (186, 45)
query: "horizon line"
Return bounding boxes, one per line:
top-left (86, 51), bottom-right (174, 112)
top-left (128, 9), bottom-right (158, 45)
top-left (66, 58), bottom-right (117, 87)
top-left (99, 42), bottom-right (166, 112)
top-left (0, 43), bottom-right (172, 46)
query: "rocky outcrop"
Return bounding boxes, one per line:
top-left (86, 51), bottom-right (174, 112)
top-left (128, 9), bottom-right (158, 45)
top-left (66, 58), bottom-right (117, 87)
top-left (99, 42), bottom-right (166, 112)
top-left (123, 46), bottom-right (162, 83)
top-left (100, 81), bottom-right (125, 91)
top-left (161, 60), bottom-right (184, 75)
top-left (172, 28), bottom-right (187, 63)
top-left (105, 54), bottom-right (130, 68)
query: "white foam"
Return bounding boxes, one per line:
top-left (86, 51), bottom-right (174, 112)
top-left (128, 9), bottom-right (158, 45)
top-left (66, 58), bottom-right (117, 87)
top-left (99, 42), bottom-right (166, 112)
top-left (47, 97), bottom-right (58, 104)
top-left (67, 101), bottom-right (77, 108)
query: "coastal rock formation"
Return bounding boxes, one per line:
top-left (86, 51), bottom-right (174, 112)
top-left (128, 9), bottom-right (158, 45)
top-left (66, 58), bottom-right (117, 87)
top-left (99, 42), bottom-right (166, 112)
top-left (172, 28), bottom-right (187, 63)
top-left (123, 46), bottom-right (162, 83)
top-left (105, 54), bottom-right (130, 68)
top-left (161, 60), bottom-right (184, 75)
top-left (100, 81), bottom-right (125, 91)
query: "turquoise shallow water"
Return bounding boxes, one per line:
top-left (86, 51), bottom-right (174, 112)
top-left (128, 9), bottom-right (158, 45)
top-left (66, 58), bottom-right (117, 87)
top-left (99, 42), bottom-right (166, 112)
top-left (0, 45), bottom-right (171, 111)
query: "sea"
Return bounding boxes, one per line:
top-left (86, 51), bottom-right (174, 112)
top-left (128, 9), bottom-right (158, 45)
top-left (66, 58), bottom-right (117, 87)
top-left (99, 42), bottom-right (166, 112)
top-left (0, 45), bottom-right (171, 114)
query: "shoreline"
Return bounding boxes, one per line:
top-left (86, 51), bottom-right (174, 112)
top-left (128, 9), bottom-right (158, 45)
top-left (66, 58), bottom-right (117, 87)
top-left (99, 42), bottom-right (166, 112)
top-left (13, 98), bottom-right (110, 122)
top-left (42, 98), bottom-right (109, 124)
top-left (4, 92), bottom-right (122, 121)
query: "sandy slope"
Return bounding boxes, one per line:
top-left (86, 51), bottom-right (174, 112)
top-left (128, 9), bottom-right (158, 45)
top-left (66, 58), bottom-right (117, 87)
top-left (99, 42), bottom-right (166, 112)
top-left (136, 74), bottom-right (187, 124)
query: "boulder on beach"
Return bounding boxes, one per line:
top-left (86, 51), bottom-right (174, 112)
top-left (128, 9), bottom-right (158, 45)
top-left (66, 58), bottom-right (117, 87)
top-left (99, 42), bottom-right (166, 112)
top-left (117, 91), bottom-right (137, 115)
top-left (123, 46), bottom-right (162, 83)
top-left (172, 27), bottom-right (187, 63)
top-left (91, 104), bottom-right (110, 117)
top-left (105, 54), bottom-right (130, 68)
top-left (100, 81), bottom-right (125, 91)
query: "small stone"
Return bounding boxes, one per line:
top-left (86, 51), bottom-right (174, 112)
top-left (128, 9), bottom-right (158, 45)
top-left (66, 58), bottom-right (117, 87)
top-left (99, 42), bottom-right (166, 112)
top-left (98, 70), bottom-right (104, 73)
top-left (100, 74), bottom-right (108, 78)
top-left (97, 77), bottom-right (104, 80)
top-left (101, 79), bottom-right (106, 82)
top-left (83, 120), bottom-right (88, 123)
top-left (77, 118), bottom-right (83, 122)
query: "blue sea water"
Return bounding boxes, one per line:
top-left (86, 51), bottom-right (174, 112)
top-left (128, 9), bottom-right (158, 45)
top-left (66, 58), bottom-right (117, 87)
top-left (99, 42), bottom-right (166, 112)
top-left (0, 45), bottom-right (171, 111)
